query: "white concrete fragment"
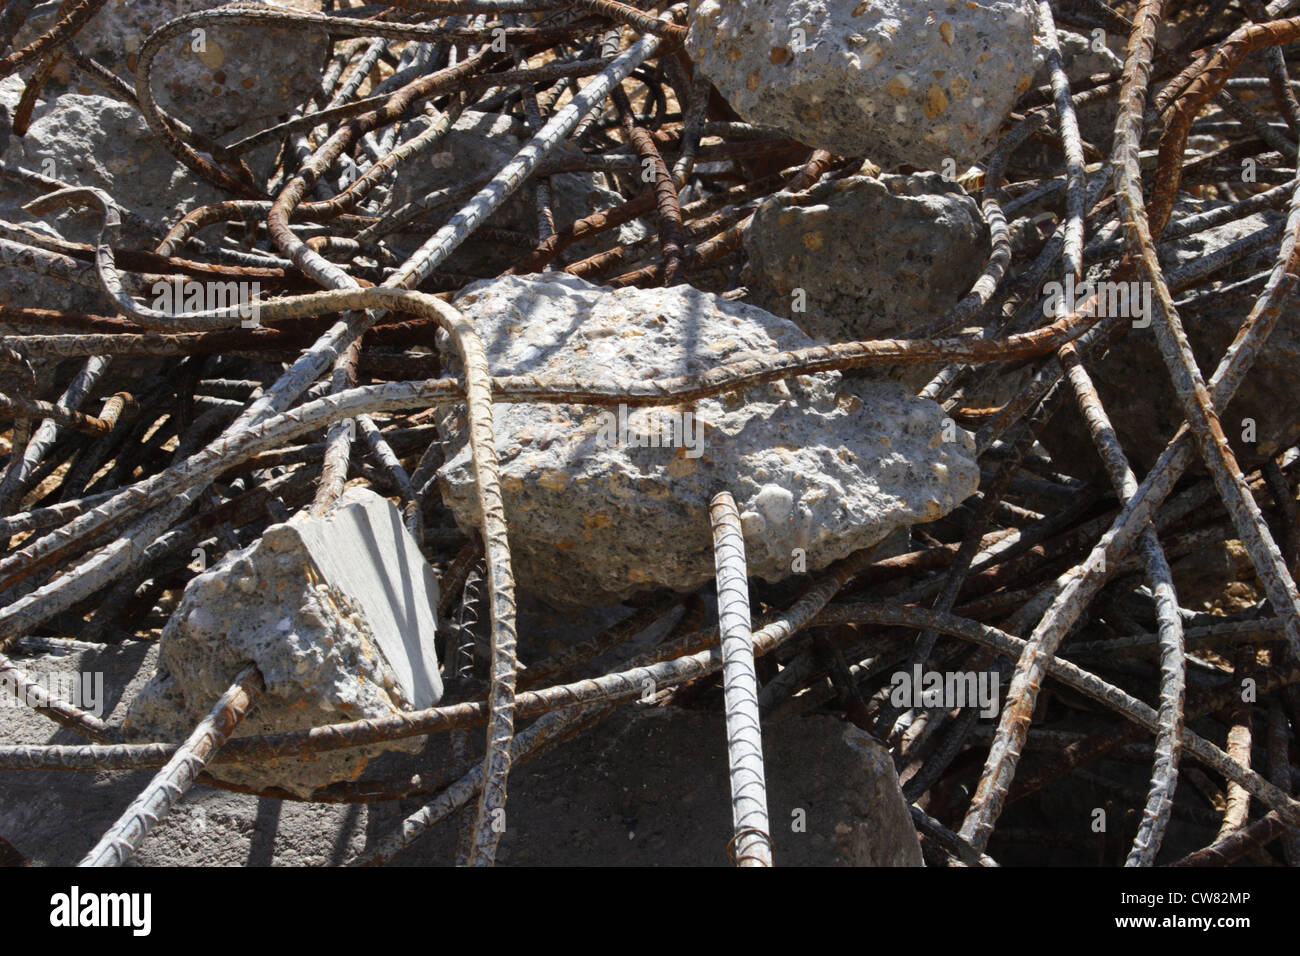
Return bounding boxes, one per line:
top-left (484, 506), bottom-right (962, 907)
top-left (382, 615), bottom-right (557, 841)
top-left (435, 274), bottom-right (980, 609)
top-left (277, 489), bottom-right (443, 708)
top-left (686, 0), bottom-right (1040, 170)
top-left (125, 487), bottom-right (442, 797)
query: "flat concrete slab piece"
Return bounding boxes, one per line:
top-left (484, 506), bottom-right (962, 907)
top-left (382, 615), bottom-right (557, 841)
top-left (288, 487), bottom-right (443, 708)
top-left (125, 486), bottom-right (443, 797)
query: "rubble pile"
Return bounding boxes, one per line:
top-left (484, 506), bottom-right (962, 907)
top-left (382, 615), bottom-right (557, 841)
top-left (0, 0), bottom-right (1298, 870)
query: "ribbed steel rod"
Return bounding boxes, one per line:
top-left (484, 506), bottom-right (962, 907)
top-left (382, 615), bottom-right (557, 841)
top-left (78, 664), bottom-right (262, 867)
top-left (709, 491), bottom-right (772, 868)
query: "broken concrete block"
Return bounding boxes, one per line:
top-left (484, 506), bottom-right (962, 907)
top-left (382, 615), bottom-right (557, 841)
top-left (4, 675), bottom-right (918, 864)
top-left (15, 0), bottom-right (332, 141)
top-left (1, 82), bottom-right (225, 232)
top-left (841, 726), bottom-right (925, 866)
top-left (0, 75), bottom-right (225, 312)
top-left (742, 172), bottom-right (989, 346)
top-left (435, 273), bottom-right (979, 609)
top-left (150, 4), bottom-right (332, 142)
top-left (125, 487), bottom-right (442, 797)
top-left (493, 708), bottom-right (926, 865)
top-left (685, 0), bottom-right (1039, 170)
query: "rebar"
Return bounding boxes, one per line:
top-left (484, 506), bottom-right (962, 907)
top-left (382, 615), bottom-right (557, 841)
top-left (2, 0), bottom-right (1299, 870)
top-left (709, 491), bottom-right (773, 868)
top-left (78, 664), bottom-right (262, 867)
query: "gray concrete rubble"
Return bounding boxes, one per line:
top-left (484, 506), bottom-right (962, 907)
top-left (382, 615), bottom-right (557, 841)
top-left (685, 0), bottom-right (1040, 170)
top-left (841, 727), bottom-right (925, 866)
top-left (124, 487), bottom-right (442, 798)
top-left (15, 0), bottom-right (329, 140)
top-left (0, 79), bottom-right (223, 237)
top-left (147, 5), bottom-right (331, 141)
top-left (742, 172), bottom-right (989, 347)
top-left (1, 641), bottom-right (923, 866)
top-left (435, 273), bottom-right (979, 609)
top-left (0, 75), bottom-right (224, 312)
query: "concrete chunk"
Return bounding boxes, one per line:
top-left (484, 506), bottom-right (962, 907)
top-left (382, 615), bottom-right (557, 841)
top-left (125, 487), bottom-right (442, 797)
top-left (685, 0), bottom-right (1039, 170)
top-left (743, 173), bottom-right (989, 349)
top-left (435, 273), bottom-right (979, 609)
top-left (842, 727), bottom-right (925, 866)
top-left (285, 489), bottom-right (443, 709)
top-left (12, 0), bottom-right (332, 141)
